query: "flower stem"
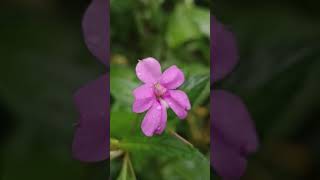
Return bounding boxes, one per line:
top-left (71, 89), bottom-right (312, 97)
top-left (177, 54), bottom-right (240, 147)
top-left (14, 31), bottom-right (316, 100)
top-left (168, 129), bottom-right (194, 147)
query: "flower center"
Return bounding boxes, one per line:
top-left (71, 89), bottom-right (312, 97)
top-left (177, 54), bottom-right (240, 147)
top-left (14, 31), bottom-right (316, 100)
top-left (154, 83), bottom-right (167, 97)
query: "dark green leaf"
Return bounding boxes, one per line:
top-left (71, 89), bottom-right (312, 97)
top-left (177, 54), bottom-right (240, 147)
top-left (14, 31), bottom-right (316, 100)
top-left (121, 134), bottom-right (209, 166)
top-left (181, 74), bottom-right (210, 107)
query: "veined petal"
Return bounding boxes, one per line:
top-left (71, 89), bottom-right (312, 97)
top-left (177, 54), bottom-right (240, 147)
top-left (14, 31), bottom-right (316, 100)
top-left (159, 65), bottom-right (185, 89)
top-left (169, 90), bottom-right (191, 110)
top-left (133, 84), bottom-right (155, 113)
top-left (154, 100), bottom-right (168, 135)
top-left (141, 101), bottom-right (162, 136)
top-left (133, 84), bottom-right (154, 100)
top-left (164, 96), bottom-right (187, 119)
top-left (136, 57), bottom-right (162, 84)
top-left (133, 98), bottom-right (154, 113)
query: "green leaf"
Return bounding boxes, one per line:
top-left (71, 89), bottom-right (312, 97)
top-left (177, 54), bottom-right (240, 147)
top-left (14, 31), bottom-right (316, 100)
top-left (166, 4), bottom-right (202, 48)
top-left (189, 7), bottom-right (210, 37)
top-left (166, 3), bottom-right (209, 48)
top-left (181, 74), bottom-right (210, 107)
top-left (118, 133), bottom-right (210, 179)
top-left (164, 74), bottom-right (210, 130)
top-left (110, 111), bottom-right (138, 139)
top-left (118, 133), bottom-right (198, 158)
top-left (161, 155), bottom-right (210, 180)
top-left (180, 63), bottom-right (210, 76)
top-left (110, 64), bottom-right (139, 109)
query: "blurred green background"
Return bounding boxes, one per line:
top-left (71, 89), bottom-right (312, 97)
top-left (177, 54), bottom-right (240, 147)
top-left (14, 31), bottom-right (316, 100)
top-left (0, 0), bottom-right (108, 179)
top-left (110, 0), bottom-right (210, 179)
top-left (214, 0), bottom-right (320, 179)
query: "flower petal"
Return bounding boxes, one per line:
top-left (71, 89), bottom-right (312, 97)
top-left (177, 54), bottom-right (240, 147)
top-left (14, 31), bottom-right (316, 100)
top-left (136, 57), bottom-right (162, 84)
top-left (72, 74), bottom-right (108, 162)
top-left (154, 100), bottom-right (167, 135)
top-left (159, 65), bottom-right (185, 89)
top-left (212, 16), bottom-right (238, 82)
top-left (212, 90), bottom-right (258, 156)
top-left (141, 101), bottom-right (162, 136)
top-left (164, 95), bottom-right (188, 119)
top-left (82, 0), bottom-right (108, 66)
top-left (132, 84), bottom-right (155, 113)
top-left (169, 90), bottom-right (191, 110)
top-left (133, 84), bottom-right (154, 99)
top-left (211, 132), bottom-right (247, 178)
top-left (133, 98), bottom-right (155, 113)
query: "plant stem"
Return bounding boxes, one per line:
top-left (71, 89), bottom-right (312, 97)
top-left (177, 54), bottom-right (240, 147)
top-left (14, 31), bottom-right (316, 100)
top-left (168, 129), bottom-right (194, 147)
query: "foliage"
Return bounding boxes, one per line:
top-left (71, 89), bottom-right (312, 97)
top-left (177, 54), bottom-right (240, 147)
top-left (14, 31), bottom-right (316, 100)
top-left (110, 0), bottom-right (210, 179)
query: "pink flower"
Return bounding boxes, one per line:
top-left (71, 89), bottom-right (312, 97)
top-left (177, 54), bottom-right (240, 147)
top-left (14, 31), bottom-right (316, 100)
top-left (133, 57), bottom-right (191, 136)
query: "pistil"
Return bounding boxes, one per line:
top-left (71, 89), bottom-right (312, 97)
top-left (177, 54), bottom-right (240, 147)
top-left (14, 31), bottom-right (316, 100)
top-left (154, 83), bottom-right (167, 97)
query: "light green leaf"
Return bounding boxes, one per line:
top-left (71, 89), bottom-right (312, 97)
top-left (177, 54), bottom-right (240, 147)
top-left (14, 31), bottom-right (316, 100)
top-left (166, 3), bottom-right (210, 48)
top-left (166, 4), bottom-right (201, 48)
top-left (189, 7), bottom-right (210, 37)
